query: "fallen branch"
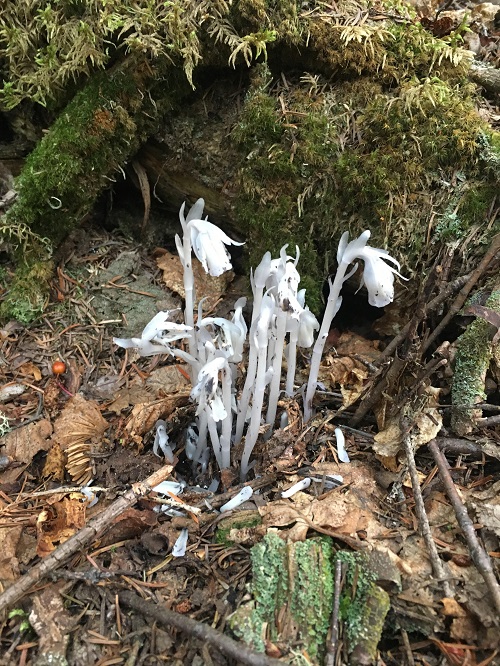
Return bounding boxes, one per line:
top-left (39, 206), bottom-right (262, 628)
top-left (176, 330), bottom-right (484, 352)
top-left (0, 463), bottom-right (174, 612)
top-left (119, 590), bottom-right (287, 666)
top-left (428, 439), bottom-right (500, 618)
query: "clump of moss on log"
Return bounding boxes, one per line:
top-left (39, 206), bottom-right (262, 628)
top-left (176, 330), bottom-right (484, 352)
top-left (229, 533), bottom-right (334, 663)
top-left (452, 287), bottom-right (500, 435)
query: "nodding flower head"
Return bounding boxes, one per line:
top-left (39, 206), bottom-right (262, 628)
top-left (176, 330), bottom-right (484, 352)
top-left (189, 218), bottom-right (244, 277)
top-left (337, 231), bottom-right (407, 307)
top-left (113, 311), bottom-right (192, 356)
top-left (190, 356), bottom-right (228, 421)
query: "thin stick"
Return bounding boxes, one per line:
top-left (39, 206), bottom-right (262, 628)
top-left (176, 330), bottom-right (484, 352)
top-left (400, 417), bottom-right (453, 597)
top-left (379, 273), bottom-right (471, 361)
top-left (119, 590), bottom-right (286, 666)
top-left (428, 439), bottom-right (500, 616)
top-left (325, 559), bottom-right (343, 666)
top-left (422, 234), bottom-right (500, 353)
top-left (0, 463), bottom-right (174, 612)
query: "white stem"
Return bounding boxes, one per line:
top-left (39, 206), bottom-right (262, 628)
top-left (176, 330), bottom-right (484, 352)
top-left (219, 364), bottom-right (233, 469)
top-left (182, 231), bottom-right (197, 382)
top-left (234, 319), bottom-right (259, 445)
top-left (265, 308), bottom-right (287, 434)
top-left (285, 326), bottom-right (298, 397)
top-left (240, 338), bottom-right (268, 481)
top-left (303, 262), bottom-right (348, 422)
top-left (207, 411), bottom-right (223, 470)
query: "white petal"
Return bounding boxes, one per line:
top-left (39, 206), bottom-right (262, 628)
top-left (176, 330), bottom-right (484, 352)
top-left (281, 478), bottom-right (311, 498)
top-left (172, 528), bottom-right (189, 557)
top-left (362, 257), bottom-right (395, 307)
top-left (186, 198), bottom-right (205, 223)
top-left (175, 233), bottom-right (185, 263)
top-left (335, 428), bottom-right (350, 463)
top-left (220, 486), bottom-right (253, 512)
top-left (337, 231), bottom-right (350, 263)
top-left (141, 311), bottom-right (172, 341)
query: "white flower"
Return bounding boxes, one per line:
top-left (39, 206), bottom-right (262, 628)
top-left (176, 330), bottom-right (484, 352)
top-left (188, 218), bottom-right (244, 277)
top-left (297, 307), bottom-right (320, 348)
top-left (337, 230), bottom-right (407, 307)
top-left (198, 297), bottom-right (248, 363)
top-left (113, 311), bottom-right (192, 357)
top-left (190, 356), bottom-right (228, 421)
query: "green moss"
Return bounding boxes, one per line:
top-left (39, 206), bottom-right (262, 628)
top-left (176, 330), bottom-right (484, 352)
top-left (215, 510), bottom-right (262, 545)
top-left (336, 551), bottom-right (390, 659)
top-left (0, 258), bottom-right (54, 324)
top-left (6, 62), bottom-right (187, 246)
top-left (229, 533), bottom-right (334, 662)
top-left (452, 290), bottom-right (500, 435)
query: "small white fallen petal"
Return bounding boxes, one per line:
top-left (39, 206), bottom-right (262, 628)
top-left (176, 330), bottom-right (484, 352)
top-left (79, 485), bottom-right (99, 507)
top-left (281, 477), bottom-right (311, 498)
top-left (172, 528), bottom-right (189, 557)
top-left (153, 480), bottom-right (185, 496)
top-left (220, 486), bottom-right (253, 512)
top-left (335, 427), bottom-right (350, 463)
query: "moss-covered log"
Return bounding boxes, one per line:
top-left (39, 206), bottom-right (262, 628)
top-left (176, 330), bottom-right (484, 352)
top-left (0, 57), bottom-right (191, 322)
top-left (1, 0), bottom-right (500, 322)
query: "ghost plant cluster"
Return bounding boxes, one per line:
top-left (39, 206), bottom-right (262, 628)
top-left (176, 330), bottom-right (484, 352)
top-left (114, 199), bottom-right (405, 480)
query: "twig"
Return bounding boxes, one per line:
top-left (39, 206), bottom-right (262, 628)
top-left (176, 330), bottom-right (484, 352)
top-left (400, 416), bottom-right (453, 597)
top-left (476, 414), bottom-right (500, 428)
top-left (400, 629), bottom-right (415, 666)
top-left (0, 463), bottom-right (174, 612)
top-left (325, 558), bottom-right (343, 666)
top-left (436, 438), bottom-right (485, 457)
top-left (422, 234), bottom-right (500, 353)
top-left (428, 439), bottom-right (500, 618)
top-left (380, 273), bottom-right (471, 361)
top-left (119, 590), bottom-right (287, 666)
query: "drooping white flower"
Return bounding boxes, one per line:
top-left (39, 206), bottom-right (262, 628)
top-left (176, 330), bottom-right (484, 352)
top-left (113, 311), bottom-right (192, 357)
top-left (337, 230), bottom-right (407, 307)
top-left (297, 307), bottom-right (320, 348)
top-left (190, 356), bottom-right (228, 421)
top-left (188, 218), bottom-right (244, 277)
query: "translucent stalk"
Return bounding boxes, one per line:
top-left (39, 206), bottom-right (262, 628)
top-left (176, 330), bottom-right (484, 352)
top-left (219, 364), bottom-right (233, 469)
top-left (285, 325), bottom-right (298, 397)
top-left (303, 263), bottom-right (347, 422)
top-left (265, 307), bottom-right (287, 434)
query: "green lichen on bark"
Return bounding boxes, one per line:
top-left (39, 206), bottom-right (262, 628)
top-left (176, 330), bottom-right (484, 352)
top-left (229, 532), bottom-right (333, 663)
top-left (336, 551), bottom-right (390, 663)
top-left (451, 289), bottom-right (500, 435)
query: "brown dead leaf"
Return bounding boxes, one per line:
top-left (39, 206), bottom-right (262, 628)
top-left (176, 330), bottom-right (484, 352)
top-left (53, 394), bottom-right (107, 449)
top-left (156, 250), bottom-right (234, 313)
top-left (146, 364), bottom-right (191, 396)
top-left (97, 507), bottom-right (157, 546)
top-left (42, 442), bottom-right (65, 481)
top-left (441, 598), bottom-right (467, 618)
top-left (1, 418), bottom-right (52, 463)
top-left (124, 394), bottom-right (189, 447)
top-left (17, 361), bottom-right (42, 381)
top-left (107, 384), bottom-right (153, 414)
top-left (36, 496), bottom-right (86, 557)
top-left (373, 386), bottom-right (442, 458)
top-left (0, 525), bottom-right (22, 584)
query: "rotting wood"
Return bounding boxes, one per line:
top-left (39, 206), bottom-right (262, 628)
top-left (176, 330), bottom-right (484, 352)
top-left (0, 462), bottom-right (174, 613)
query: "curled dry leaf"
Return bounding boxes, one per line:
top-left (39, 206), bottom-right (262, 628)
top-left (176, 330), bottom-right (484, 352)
top-left (123, 394), bottom-right (189, 448)
top-left (42, 442), bottom-right (65, 481)
top-left (36, 496), bottom-right (86, 557)
top-left (373, 386), bottom-right (442, 460)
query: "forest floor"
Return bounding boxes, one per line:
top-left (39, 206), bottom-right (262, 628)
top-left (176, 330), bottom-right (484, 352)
top-left (0, 205), bottom-right (499, 666)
